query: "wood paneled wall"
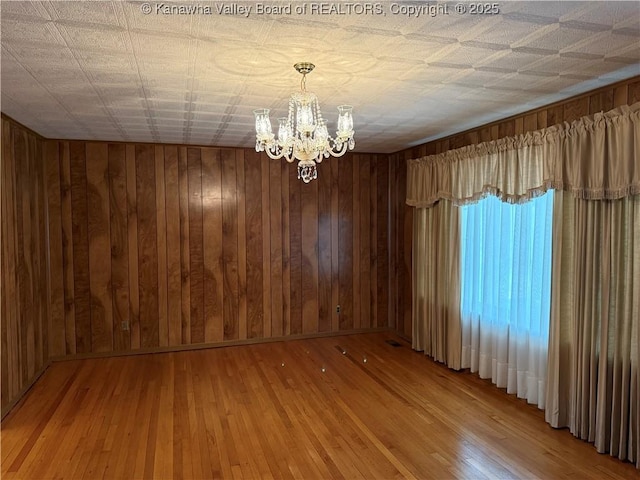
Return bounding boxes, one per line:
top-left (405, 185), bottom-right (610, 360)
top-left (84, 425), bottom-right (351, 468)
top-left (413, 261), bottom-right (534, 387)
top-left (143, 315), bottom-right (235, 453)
top-left (388, 76), bottom-right (640, 341)
top-left (3, 77), bottom-right (637, 413)
top-left (1, 117), bottom-right (50, 415)
top-left (43, 141), bottom-right (391, 357)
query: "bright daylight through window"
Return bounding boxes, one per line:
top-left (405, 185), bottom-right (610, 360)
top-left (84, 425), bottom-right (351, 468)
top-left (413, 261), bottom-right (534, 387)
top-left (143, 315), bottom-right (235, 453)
top-left (460, 191), bottom-right (554, 408)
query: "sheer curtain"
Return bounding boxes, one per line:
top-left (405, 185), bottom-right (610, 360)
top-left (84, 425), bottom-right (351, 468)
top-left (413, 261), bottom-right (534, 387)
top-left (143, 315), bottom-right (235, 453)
top-left (546, 193), bottom-right (640, 467)
top-left (460, 192), bottom-right (553, 408)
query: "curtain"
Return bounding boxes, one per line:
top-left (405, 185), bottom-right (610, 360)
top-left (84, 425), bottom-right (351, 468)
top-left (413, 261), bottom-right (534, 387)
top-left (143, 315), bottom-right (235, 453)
top-left (460, 191), bottom-right (553, 408)
top-left (546, 192), bottom-right (640, 467)
top-left (407, 103), bottom-right (640, 208)
top-left (412, 200), bottom-right (462, 370)
top-left (407, 102), bottom-right (640, 467)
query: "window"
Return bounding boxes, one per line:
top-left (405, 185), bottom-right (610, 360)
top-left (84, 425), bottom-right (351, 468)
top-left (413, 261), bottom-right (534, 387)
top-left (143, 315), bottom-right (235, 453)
top-left (460, 191), bottom-right (553, 407)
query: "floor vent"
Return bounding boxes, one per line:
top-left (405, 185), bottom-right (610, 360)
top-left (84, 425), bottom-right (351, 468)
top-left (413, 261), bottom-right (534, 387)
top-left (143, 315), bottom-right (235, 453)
top-left (385, 339), bottom-right (402, 347)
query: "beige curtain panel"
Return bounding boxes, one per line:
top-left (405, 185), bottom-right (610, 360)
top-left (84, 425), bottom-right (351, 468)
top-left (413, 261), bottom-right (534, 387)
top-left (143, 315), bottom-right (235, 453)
top-left (412, 201), bottom-right (462, 370)
top-left (546, 193), bottom-right (640, 467)
top-left (406, 102), bottom-right (640, 207)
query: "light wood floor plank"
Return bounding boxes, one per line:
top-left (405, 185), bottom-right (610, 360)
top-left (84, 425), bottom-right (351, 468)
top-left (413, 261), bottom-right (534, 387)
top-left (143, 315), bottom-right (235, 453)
top-left (2, 333), bottom-right (637, 479)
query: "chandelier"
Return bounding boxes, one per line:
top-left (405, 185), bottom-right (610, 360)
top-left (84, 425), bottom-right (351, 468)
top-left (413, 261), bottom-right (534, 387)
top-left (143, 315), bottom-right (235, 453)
top-left (253, 62), bottom-right (355, 183)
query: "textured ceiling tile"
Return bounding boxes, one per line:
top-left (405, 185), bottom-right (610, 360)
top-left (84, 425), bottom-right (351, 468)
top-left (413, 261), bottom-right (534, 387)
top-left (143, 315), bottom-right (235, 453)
top-left (566, 2), bottom-right (636, 27)
top-left (527, 24), bottom-right (606, 51)
top-left (123, 1), bottom-right (194, 35)
top-left (48, 1), bottom-right (121, 26)
top-left (74, 50), bottom-right (137, 71)
top-left (476, 20), bottom-right (541, 48)
top-left (1, 17), bottom-right (66, 47)
top-left (575, 34), bottom-right (640, 57)
top-left (1, 1), bottom-right (51, 19)
top-left (58, 24), bottom-right (130, 53)
top-left (1, 1), bottom-right (639, 153)
top-left (5, 43), bottom-right (77, 67)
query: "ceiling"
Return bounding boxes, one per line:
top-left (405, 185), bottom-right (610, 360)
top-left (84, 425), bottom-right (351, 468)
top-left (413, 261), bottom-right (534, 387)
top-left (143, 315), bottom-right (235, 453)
top-left (1, 1), bottom-right (639, 154)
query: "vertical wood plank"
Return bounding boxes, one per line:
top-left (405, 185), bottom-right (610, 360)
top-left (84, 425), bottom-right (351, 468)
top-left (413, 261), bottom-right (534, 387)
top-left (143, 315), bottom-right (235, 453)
top-left (450, 135), bottom-right (465, 150)
top-left (7, 123), bottom-right (21, 393)
top-left (387, 155), bottom-right (397, 332)
top-left (281, 161), bottom-right (291, 336)
top-left (21, 131), bottom-right (36, 376)
top-left (34, 136), bottom-right (49, 366)
top-left (261, 154), bottom-right (272, 339)
top-left (11, 125), bottom-right (26, 386)
top-left (627, 80), bottom-right (640, 104)
top-left (330, 156), bottom-right (340, 332)
top-left (86, 142), bottom-right (113, 352)
top-left (514, 117), bottom-right (524, 136)
top-left (108, 144), bottom-right (131, 352)
top-left (523, 113), bottom-right (537, 133)
top-left (338, 154), bottom-right (353, 330)
top-left (359, 155), bottom-right (371, 329)
top-left (489, 126), bottom-right (499, 142)
top-left (395, 156), bottom-right (406, 335)
top-left (1, 121), bottom-right (11, 401)
top-left (59, 142), bottom-right (76, 354)
top-left (156, 146), bottom-right (169, 347)
top-left (464, 131), bottom-right (479, 147)
top-left (589, 91), bottom-right (613, 114)
top-left (269, 159), bottom-right (283, 337)
top-left (244, 149), bottom-right (264, 339)
top-left (201, 148), bottom-right (224, 343)
top-left (301, 169), bottom-right (319, 335)
top-left (69, 141), bottom-right (91, 353)
top-left (1, 120), bottom-right (15, 401)
top-left (236, 150), bottom-right (247, 341)
top-left (178, 147), bottom-right (191, 345)
top-left (164, 146), bottom-right (182, 346)
top-left (288, 164), bottom-right (302, 335)
top-left (317, 155), bottom-right (332, 334)
top-left (44, 140), bottom-right (65, 357)
top-left (478, 127), bottom-right (492, 144)
top-left (498, 121), bottom-right (515, 139)
top-left (126, 145), bottom-right (140, 350)
top-left (351, 155), bottom-right (361, 330)
top-left (369, 156), bottom-right (378, 329)
top-left (377, 158), bottom-right (389, 328)
top-left (400, 164), bottom-right (412, 339)
top-left (136, 145), bottom-right (159, 348)
top-left (547, 105), bottom-right (564, 126)
top-left (537, 111), bottom-right (548, 129)
top-left (188, 148), bottom-right (204, 344)
top-left (613, 84), bottom-right (629, 107)
top-left (221, 149), bottom-right (239, 340)
top-left (563, 97), bottom-right (589, 123)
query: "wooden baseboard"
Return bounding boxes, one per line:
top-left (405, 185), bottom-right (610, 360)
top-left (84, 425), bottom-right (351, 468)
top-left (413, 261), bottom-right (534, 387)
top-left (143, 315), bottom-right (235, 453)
top-left (49, 327), bottom-right (395, 363)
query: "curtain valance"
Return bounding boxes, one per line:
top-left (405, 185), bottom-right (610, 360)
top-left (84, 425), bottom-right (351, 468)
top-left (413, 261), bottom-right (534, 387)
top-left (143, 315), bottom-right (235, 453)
top-left (406, 102), bottom-right (640, 207)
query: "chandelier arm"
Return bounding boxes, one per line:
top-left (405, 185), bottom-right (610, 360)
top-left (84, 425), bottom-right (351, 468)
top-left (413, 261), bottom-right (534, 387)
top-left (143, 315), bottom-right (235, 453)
top-left (327, 141), bottom-right (349, 158)
top-left (283, 151), bottom-right (296, 163)
top-left (264, 146), bottom-right (287, 160)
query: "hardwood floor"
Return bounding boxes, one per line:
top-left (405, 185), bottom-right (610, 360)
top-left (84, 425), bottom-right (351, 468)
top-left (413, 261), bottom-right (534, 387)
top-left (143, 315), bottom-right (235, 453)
top-left (1, 332), bottom-right (636, 479)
